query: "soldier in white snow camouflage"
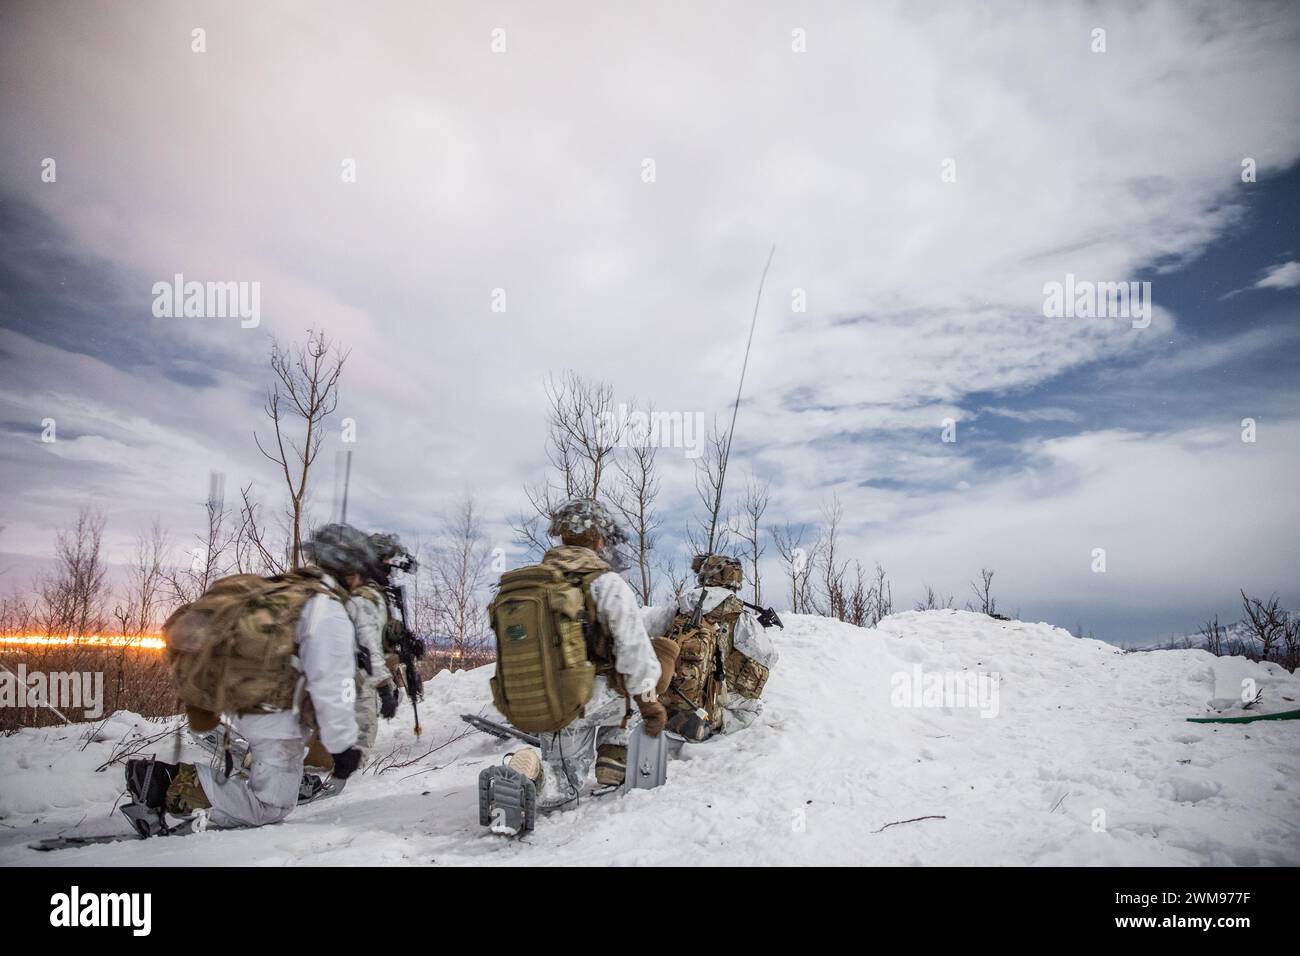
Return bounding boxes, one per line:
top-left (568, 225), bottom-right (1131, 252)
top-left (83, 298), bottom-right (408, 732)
top-left (644, 552), bottom-right (779, 738)
top-left (505, 498), bottom-right (665, 806)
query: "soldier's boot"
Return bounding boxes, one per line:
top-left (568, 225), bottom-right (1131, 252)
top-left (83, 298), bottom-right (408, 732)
top-left (506, 748), bottom-right (544, 789)
top-left (666, 709), bottom-right (712, 742)
top-left (304, 733), bottom-right (335, 770)
top-left (594, 743), bottom-right (627, 788)
top-left (125, 759), bottom-right (179, 810)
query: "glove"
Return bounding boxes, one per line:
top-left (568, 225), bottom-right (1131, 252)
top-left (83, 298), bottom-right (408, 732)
top-left (330, 747), bottom-right (363, 780)
top-left (636, 695), bottom-right (667, 737)
top-left (756, 607), bottom-right (784, 630)
top-left (185, 705), bottom-right (219, 733)
top-left (378, 683), bottom-right (399, 719)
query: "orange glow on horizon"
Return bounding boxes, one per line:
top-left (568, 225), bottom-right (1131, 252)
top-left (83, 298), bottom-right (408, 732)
top-left (0, 634), bottom-right (165, 651)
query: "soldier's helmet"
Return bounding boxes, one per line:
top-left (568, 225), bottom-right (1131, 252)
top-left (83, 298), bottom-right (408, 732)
top-left (368, 532), bottom-right (417, 583)
top-left (548, 498), bottom-right (630, 569)
top-left (692, 553), bottom-right (743, 590)
top-left (304, 523), bottom-right (376, 578)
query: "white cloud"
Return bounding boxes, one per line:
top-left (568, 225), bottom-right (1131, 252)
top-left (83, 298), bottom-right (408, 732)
top-left (978, 406), bottom-right (1082, 424)
top-left (1, 1), bottom-right (1298, 638)
top-left (787, 420), bottom-right (1300, 621)
top-left (1254, 261), bottom-right (1300, 291)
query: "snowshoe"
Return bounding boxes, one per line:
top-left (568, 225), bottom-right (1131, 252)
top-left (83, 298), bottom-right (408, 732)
top-left (298, 773), bottom-right (325, 803)
top-left (120, 759), bottom-right (200, 838)
top-left (120, 801), bottom-right (170, 838)
top-left (478, 763), bottom-right (537, 836)
top-left (33, 810), bottom-right (204, 851)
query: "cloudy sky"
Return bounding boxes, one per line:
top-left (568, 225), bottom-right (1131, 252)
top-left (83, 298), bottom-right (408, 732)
top-left (1, 1), bottom-right (1297, 643)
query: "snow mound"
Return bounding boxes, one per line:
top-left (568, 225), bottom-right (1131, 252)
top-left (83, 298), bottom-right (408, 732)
top-left (2, 610), bottom-right (1297, 866)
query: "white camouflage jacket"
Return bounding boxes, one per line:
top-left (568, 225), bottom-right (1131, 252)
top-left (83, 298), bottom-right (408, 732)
top-left (642, 586), bottom-right (779, 733)
top-left (590, 571), bottom-right (661, 699)
top-left (233, 574), bottom-right (360, 755)
top-left (347, 585), bottom-right (392, 691)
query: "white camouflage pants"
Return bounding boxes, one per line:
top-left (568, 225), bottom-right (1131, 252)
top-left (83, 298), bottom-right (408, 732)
top-left (355, 679), bottom-right (380, 752)
top-left (538, 678), bottom-right (635, 808)
top-left (195, 713), bottom-right (308, 828)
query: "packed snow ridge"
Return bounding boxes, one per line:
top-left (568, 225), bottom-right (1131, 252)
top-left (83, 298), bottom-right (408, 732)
top-left (2, 610), bottom-right (1297, 865)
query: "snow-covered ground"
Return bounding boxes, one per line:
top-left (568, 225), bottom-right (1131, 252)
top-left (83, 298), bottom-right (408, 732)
top-left (2, 610), bottom-right (1297, 866)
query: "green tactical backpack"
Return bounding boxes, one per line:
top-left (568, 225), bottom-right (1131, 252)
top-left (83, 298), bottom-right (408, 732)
top-left (488, 554), bottom-right (608, 734)
top-left (164, 569), bottom-right (343, 727)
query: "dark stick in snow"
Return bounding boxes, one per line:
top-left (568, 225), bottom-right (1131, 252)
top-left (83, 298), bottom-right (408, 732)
top-left (872, 815), bottom-right (947, 834)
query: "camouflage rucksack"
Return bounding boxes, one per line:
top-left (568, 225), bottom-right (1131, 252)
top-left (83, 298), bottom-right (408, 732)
top-left (724, 643), bottom-right (770, 699)
top-left (663, 593), bottom-right (744, 729)
top-left (487, 546), bottom-right (611, 734)
top-left (164, 569), bottom-right (345, 728)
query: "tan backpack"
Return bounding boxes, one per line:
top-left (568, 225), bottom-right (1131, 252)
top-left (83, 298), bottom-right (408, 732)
top-left (724, 644), bottom-right (770, 699)
top-left (164, 569), bottom-right (344, 729)
top-left (488, 547), bottom-right (610, 734)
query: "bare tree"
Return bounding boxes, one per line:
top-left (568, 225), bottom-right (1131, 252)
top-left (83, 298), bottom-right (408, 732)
top-left (1239, 591), bottom-right (1287, 663)
top-left (429, 496), bottom-right (493, 664)
top-left (113, 519), bottom-right (170, 634)
top-left (846, 562), bottom-right (869, 627)
top-left (39, 506), bottom-right (110, 636)
top-left (611, 408), bottom-right (662, 603)
top-left (233, 483), bottom-right (288, 576)
top-left (774, 522), bottom-right (818, 614)
top-left (730, 477), bottom-right (769, 605)
top-left (0, 594), bottom-right (37, 635)
top-left (915, 584), bottom-right (954, 612)
top-left (1197, 615), bottom-right (1227, 656)
top-left (255, 329), bottom-right (348, 568)
top-left (967, 568), bottom-right (998, 617)
top-left (655, 552), bottom-right (690, 604)
top-left (1281, 614), bottom-right (1300, 673)
top-left (868, 562), bottom-right (893, 626)
top-left (843, 560), bottom-right (892, 627)
top-left (687, 422), bottom-right (734, 558)
top-left (515, 371), bottom-right (624, 557)
top-left (403, 536), bottom-right (437, 640)
top-left (815, 494), bottom-right (850, 621)
top-left (166, 474), bottom-right (235, 606)
top-left (1193, 594), bottom-right (1300, 670)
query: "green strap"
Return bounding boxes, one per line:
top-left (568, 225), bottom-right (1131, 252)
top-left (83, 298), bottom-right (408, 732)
top-left (1186, 708), bottom-right (1300, 724)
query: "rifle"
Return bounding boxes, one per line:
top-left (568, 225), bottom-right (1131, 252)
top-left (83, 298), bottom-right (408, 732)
top-left (382, 580), bottom-right (424, 736)
top-left (740, 600), bottom-right (783, 630)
